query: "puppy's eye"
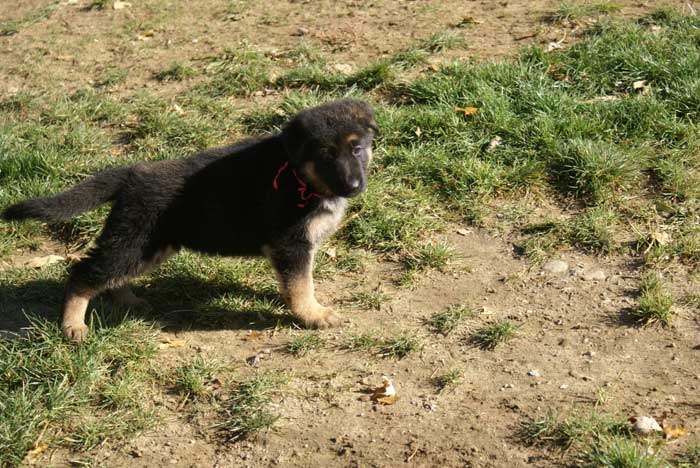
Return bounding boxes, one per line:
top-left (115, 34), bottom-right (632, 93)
top-left (319, 147), bottom-right (334, 159)
top-left (351, 145), bottom-right (363, 157)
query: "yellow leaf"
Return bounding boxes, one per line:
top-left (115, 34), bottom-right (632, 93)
top-left (242, 330), bottom-right (264, 341)
top-left (663, 425), bottom-right (689, 439)
top-left (158, 337), bottom-right (186, 349)
top-left (376, 395), bottom-right (400, 405)
top-left (455, 106), bottom-right (479, 117)
top-left (24, 443), bottom-right (48, 460)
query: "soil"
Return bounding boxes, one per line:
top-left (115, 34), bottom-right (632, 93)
top-left (2, 1), bottom-right (700, 467)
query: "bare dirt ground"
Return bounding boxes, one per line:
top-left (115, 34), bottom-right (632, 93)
top-left (2, 1), bottom-right (700, 467)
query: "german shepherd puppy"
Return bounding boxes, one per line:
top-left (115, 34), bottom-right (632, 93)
top-left (2, 99), bottom-right (377, 342)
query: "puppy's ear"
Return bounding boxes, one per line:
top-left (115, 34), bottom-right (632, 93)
top-left (282, 115), bottom-right (308, 162)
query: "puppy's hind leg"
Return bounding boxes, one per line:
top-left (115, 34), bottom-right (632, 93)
top-left (266, 245), bottom-right (342, 329)
top-left (109, 286), bottom-right (149, 308)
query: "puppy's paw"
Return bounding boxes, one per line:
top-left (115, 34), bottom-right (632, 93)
top-left (297, 305), bottom-right (343, 329)
top-left (62, 322), bottom-right (89, 343)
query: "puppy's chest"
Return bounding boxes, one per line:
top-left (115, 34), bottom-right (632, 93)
top-left (305, 198), bottom-right (347, 246)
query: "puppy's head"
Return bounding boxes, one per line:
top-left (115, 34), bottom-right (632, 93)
top-left (283, 99), bottom-right (377, 198)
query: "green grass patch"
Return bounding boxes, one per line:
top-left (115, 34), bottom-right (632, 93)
top-left (0, 2), bottom-right (58, 36)
top-left (426, 304), bottom-right (474, 335)
top-left (286, 332), bottom-right (324, 357)
top-left (350, 289), bottom-right (389, 311)
top-left (378, 332), bottom-right (424, 359)
top-left (215, 371), bottom-right (285, 442)
top-left (433, 369), bottom-right (463, 393)
top-left (548, 1), bottom-right (622, 23)
top-left (342, 331), bottom-right (382, 352)
top-left (0, 316), bottom-right (158, 466)
top-left (631, 272), bottom-right (674, 326)
top-left (471, 320), bottom-right (518, 350)
top-left (173, 355), bottom-right (223, 398)
top-left (519, 408), bottom-right (674, 467)
top-left (154, 62), bottom-right (197, 82)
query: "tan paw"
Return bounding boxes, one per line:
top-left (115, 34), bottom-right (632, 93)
top-left (297, 305), bottom-right (343, 329)
top-left (62, 322), bottom-right (89, 343)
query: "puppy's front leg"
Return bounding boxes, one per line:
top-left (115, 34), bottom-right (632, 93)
top-left (266, 246), bottom-right (341, 329)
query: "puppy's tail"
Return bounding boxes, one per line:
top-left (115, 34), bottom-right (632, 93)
top-left (2, 167), bottom-right (127, 222)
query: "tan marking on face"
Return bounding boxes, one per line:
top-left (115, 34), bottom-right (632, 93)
top-left (366, 145), bottom-right (373, 165)
top-left (301, 161), bottom-right (334, 196)
top-left (345, 133), bottom-right (359, 144)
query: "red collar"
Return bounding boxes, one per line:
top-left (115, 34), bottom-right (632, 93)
top-left (272, 161), bottom-right (322, 208)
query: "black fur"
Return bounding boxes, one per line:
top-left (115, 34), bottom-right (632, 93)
top-left (2, 99), bottom-right (376, 334)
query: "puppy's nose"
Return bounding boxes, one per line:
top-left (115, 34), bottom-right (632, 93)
top-left (349, 178), bottom-right (360, 189)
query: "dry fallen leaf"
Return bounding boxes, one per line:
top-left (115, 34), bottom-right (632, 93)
top-left (25, 255), bottom-right (64, 269)
top-left (663, 425), bottom-right (688, 440)
top-left (456, 228), bottom-right (472, 236)
top-left (26, 443), bottom-right (48, 457)
top-left (242, 330), bottom-right (264, 341)
top-left (546, 41), bottom-right (563, 52)
top-left (158, 337), bottom-right (186, 349)
top-left (376, 395), bottom-right (400, 405)
top-left (455, 106), bottom-right (479, 117)
top-left (371, 375), bottom-right (399, 405)
top-left (428, 63), bottom-right (439, 72)
top-left (487, 136), bottom-right (503, 152)
top-left (172, 103), bottom-right (185, 116)
top-left (633, 80), bottom-right (650, 95)
top-left (414, 127), bottom-right (422, 137)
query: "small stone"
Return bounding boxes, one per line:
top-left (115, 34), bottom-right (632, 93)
top-left (583, 269), bottom-right (607, 281)
top-left (246, 354), bottom-right (261, 367)
top-left (560, 384), bottom-right (569, 389)
top-left (584, 350), bottom-right (596, 358)
top-left (542, 259), bottom-right (569, 275)
top-left (527, 370), bottom-right (540, 378)
top-left (630, 416), bottom-right (663, 435)
top-left (294, 27), bottom-right (309, 36)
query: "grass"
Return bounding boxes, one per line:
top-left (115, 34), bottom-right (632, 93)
top-left (4, 6), bottom-right (700, 460)
top-left (519, 408), bottom-right (673, 467)
top-left (0, 2), bottom-right (58, 36)
top-left (342, 331), bottom-right (382, 352)
top-left (471, 320), bottom-right (519, 350)
top-left (548, 1), bottom-right (622, 23)
top-left (433, 369), bottom-right (463, 393)
top-left (153, 62), bottom-right (197, 82)
top-left (216, 371), bottom-right (285, 442)
top-left (630, 272), bottom-right (674, 326)
top-left (0, 315), bottom-right (158, 466)
top-left (286, 332), bottom-right (324, 356)
top-left (173, 355), bottom-right (222, 398)
top-left (426, 304), bottom-right (475, 335)
top-left (350, 289), bottom-right (390, 311)
top-left (378, 332), bottom-right (423, 359)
